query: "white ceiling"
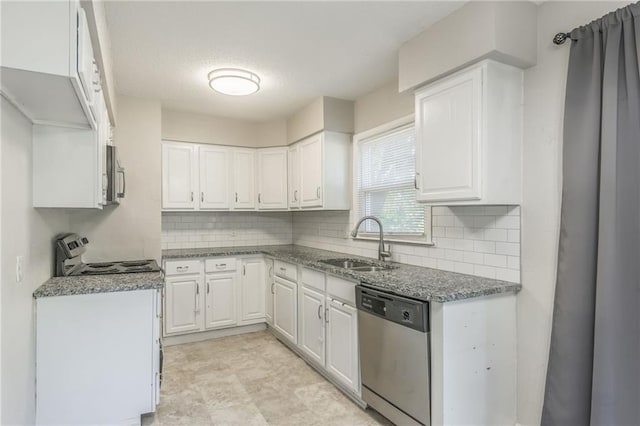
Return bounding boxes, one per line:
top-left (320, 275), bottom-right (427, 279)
top-left (104, 1), bottom-right (464, 122)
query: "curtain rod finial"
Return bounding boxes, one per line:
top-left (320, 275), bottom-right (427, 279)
top-left (553, 32), bottom-right (571, 45)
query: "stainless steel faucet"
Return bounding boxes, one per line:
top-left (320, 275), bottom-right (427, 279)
top-left (351, 215), bottom-right (392, 261)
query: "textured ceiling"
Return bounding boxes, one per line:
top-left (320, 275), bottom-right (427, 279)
top-left (105, 1), bottom-right (464, 122)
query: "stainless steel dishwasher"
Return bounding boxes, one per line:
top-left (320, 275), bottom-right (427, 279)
top-left (356, 285), bottom-right (430, 426)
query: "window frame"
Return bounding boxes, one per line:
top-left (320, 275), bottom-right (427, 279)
top-left (351, 114), bottom-right (433, 246)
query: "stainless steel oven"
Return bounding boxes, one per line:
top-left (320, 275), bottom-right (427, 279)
top-left (356, 285), bottom-right (431, 426)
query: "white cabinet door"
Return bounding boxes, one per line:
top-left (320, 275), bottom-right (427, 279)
top-left (326, 298), bottom-right (359, 394)
top-left (415, 66), bottom-right (482, 202)
top-left (240, 259), bottom-right (265, 322)
top-left (233, 149), bottom-right (256, 209)
top-left (162, 143), bottom-right (197, 209)
top-left (273, 277), bottom-right (297, 344)
top-left (164, 275), bottom-right (202, 334)
top-left (288, 144), bottom-right (300, 209)
top-left (257, 148), bottom-right (288, 210)
top-left (76, 7), bottom-right (96, 118)
top-left (265, 259), bottom-right (274, 325)
top-left (299, 286), bottom-right (325, 365)
top-left (199, 145), bottom-right (231, 210)
top-left (204, 273), bottom-right (236, 329)
top-left (299, 134), bottom-right (323, 208)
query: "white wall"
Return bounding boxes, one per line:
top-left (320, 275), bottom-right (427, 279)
top-left (0, 98), bottom-right (71, 425)
top-left (353, 79), bottom-right (413, 134)
top-left (68, 96), bottom-right (162, 262)
top-left (518, 2), bottom-right (631, 424)
top-left (162, 212), bottom-right (292, 249)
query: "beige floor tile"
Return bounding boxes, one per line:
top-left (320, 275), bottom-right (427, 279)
top-left (155, 331), bottom-right (388, 426)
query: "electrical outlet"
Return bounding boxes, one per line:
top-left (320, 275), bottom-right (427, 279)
top-left (16, 256), bottom-right (24, 284)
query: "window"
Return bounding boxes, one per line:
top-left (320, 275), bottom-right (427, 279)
top-left (353, 115), bottom-right (432, 244)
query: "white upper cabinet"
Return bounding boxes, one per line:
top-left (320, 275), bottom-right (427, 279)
top-left (291, 132), bottom-right (351, 210)
top-left (233, 149), bottom-right (256, 210)
top-left (299, 134), bottom-right (323, 208)
top-left (415, 60), bottom-right (522, 205)
top-left (199, 145), bottom-right (231, 210)
top-left (1, 0), bottom-right (103, 128)
top-left (162, 143), bottom-right (198, 210)
top-left (257, 148), bottom-right (288, 210)
top-left (288, 145), bottom-right (300, 209)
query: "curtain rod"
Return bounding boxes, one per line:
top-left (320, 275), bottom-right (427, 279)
top-left (553, 32), bottom-right (574, 45)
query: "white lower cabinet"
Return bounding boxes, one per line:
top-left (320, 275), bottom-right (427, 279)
top-left (204, 272), bottom-right (237, 329)
top-left (265, 259), bottom-right (274, 325)
top-left (292, 268), bottom-right (360, 396)
top-left (164, 274), bottom-right (203, 335)
top-left (325, 298), bottom-right (359, 393)
top-left (165, 257), bottom-right (266, 336)
top-left (299, 286), bottom-right (325, 365)
top-left (273, 276), bottom-right (298, 344)
top-left (240, 258), bottom-right (266, 323)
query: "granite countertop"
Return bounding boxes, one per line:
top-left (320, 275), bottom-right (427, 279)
top-left (163, 245), bottom-right (521, 303)
top-left (33, 271), bottom-right (164, 298)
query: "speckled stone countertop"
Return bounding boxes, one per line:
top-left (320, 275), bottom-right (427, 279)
top-left (163, 245), bottom-right (520, 303)
top-left (33, 271), bottom-right (164, 298)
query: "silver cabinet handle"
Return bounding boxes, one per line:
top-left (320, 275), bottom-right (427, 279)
top-left (243, 265), bottom-right (246, 275)
top-left (325, 307), bottom-right (329, 323)
top-left (196, 283), bottom-right (200, 295)
top-left (235, 192), bottom-right (238, 203)
top-left (294, 190), bottom-right (298, 202)
top-left (176, 266), bottom-right (189, 271)
top-left (268, 266), bottom-right (273, 277)
top-left (215, 263), bottom-right (226, 269)
top-left (414, 173), bottom-right (420, 190)
top-left (201, 192), bottom-right (204, 202)
top-left (258, 193), bottom-right (261, 203)
top-left (316, 186), bottom-right (321, 199)
top-left (191, 191), bottom-right (194, 202)
top-left (317, 305), bottom-right (322, 320)
top-left (206, 282), bottom-right (210, 294)
top-left (271, 282), bottom-right (275, 294)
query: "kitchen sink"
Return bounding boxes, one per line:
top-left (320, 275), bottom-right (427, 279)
top-left (320, 258), bottom-right (397, 272)
top-left (321, 259), bottom-right (373, 269)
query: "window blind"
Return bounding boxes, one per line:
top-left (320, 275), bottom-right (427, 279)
top-left (355, 124), bottom-right (425, 235)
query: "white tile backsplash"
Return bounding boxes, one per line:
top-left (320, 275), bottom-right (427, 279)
top-left (162, 205), bottom-right (521, 284)
top-left (292, 206), bottom-right (521, 283)
top-left (161, 212), bottom-right (293, 249)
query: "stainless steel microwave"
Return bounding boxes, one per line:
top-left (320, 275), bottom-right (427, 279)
top-left (106, 145), bottom-right (125, 204)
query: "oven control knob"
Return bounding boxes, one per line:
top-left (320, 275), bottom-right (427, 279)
top-left (402, 310), bottom-right (410, 321)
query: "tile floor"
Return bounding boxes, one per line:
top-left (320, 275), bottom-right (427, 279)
top-left (143, 331), bottom-right (392, 426)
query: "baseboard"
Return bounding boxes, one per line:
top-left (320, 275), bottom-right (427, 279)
top-left (266, 325), bottom-right (366, 409)
top-left (163, 323), bottom-right (267, 346)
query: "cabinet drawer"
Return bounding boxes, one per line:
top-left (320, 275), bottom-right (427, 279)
top-left (204, 258), bottom-right (237, 273)
top-left (274, 260), bottom-right (297, 281)
top-left (164, 259), bottom-right (202, 276)
top-left (326, 275), bottom-right (357, 306)
top-left (300, 267), bottom-right (325, 292)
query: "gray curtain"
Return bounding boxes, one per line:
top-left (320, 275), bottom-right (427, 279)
top-left (542, 3), bottom-right (640, 426)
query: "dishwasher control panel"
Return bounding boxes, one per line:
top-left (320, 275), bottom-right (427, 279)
top-left (356, 285), bottom-right (429, 332)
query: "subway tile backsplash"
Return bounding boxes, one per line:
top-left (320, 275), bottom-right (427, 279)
top-left (161, 212), bottom-right (293, 249)
top-left (292, 206), bottom-right (521, 283)
top-left (161, 205), bottom-right (521, 284)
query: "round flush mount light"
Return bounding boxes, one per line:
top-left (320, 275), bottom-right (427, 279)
top-left (208, 68), bottom-right (260, 96)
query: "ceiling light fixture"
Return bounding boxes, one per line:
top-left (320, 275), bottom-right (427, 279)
top-left (208, 68), bottom-right (260, 96)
